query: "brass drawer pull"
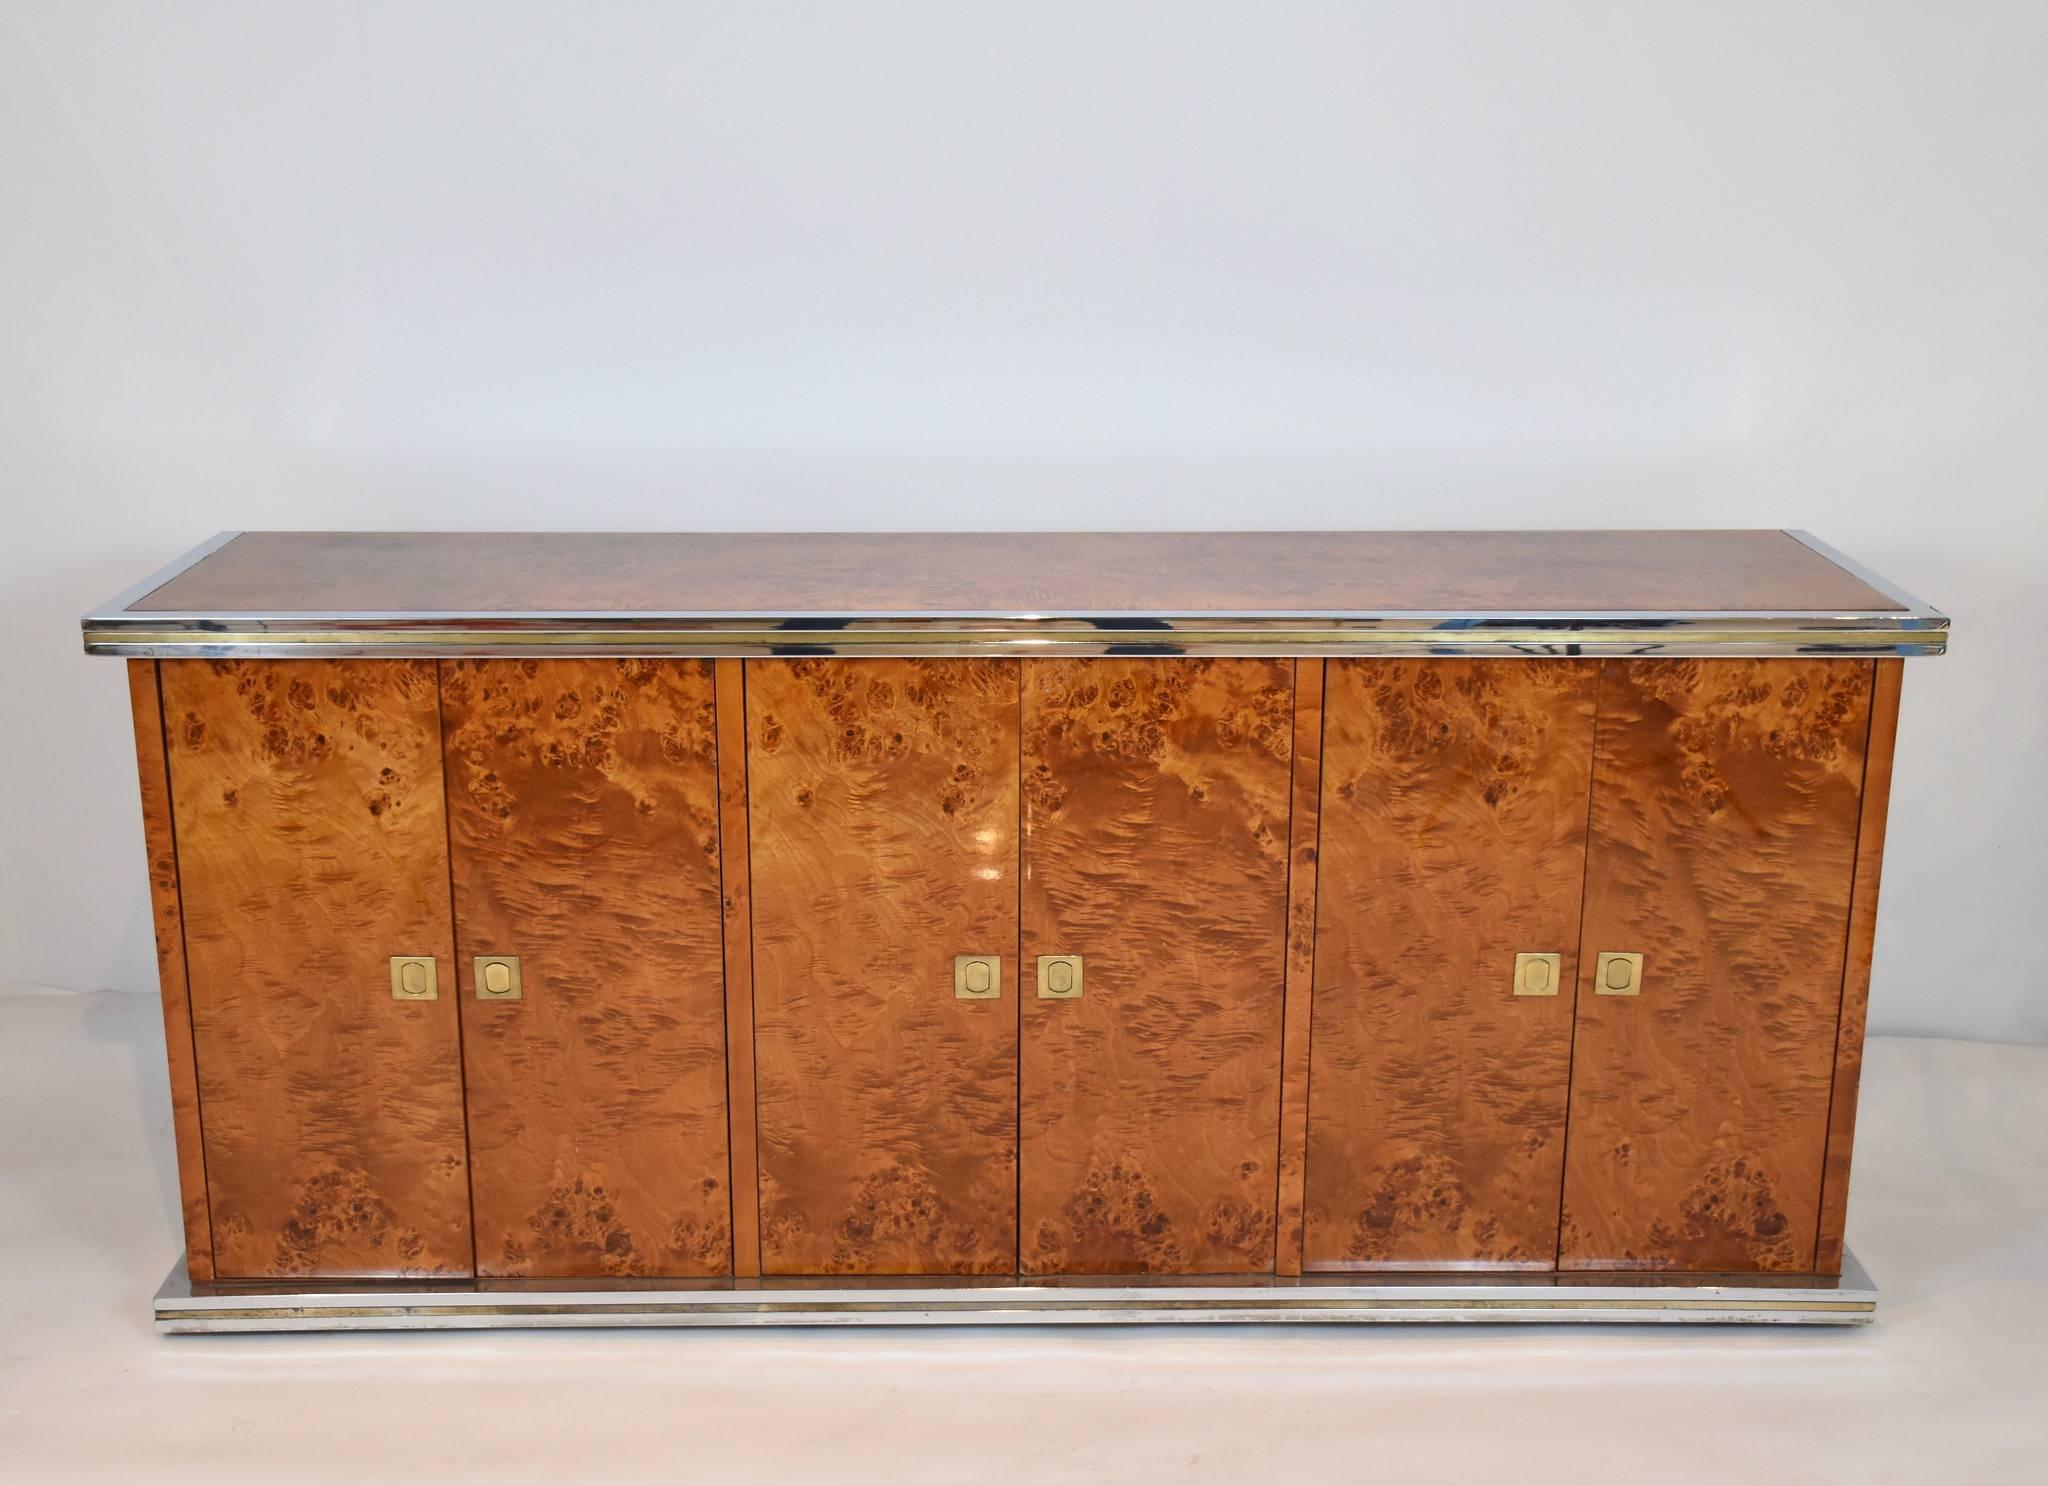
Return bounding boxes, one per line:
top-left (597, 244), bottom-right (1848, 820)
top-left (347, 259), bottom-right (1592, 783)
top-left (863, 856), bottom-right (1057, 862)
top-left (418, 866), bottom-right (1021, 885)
top-left (1037, 955), bottom-right (1084, 1000)
top-left (1594, 952), bottom-right (1644, 996)
top-left (389, 956), bottom-right (439, 1002)
top-left (1512, 952), bottom-right (1561, 997)
top-left (474, 956), bottom-right (523, 1001)
top-left (954, 955), bottom-right (1001, 1000)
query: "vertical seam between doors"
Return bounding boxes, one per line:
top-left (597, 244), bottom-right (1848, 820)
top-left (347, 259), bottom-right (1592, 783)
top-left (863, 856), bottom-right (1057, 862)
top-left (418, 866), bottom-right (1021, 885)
top-left (1014, 661), bottom-right (1025, 1276)
top-left (1551, 659), bottom-right (1606, 1269)
top-left (713, 663), bottom-right (737, 1276)
top-left (433, 660), bottom-right (483, 1279)
top-left (1279, 658), bottom-right (1328, 1272)
top-left (1272, 661), bottom-right (1296, 1270)
top-left (741, 661), bottom-right (764, 1277)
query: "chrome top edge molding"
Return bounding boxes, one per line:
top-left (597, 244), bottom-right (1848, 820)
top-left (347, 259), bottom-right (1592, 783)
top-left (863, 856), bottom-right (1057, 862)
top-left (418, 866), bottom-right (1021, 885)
top-left (82, 613), bottom-right (1948, 659)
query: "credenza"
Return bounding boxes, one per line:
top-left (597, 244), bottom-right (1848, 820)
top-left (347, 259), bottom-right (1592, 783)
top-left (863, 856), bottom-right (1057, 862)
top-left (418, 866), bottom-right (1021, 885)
top-left (83, 530), bottom-right (1946, 1329)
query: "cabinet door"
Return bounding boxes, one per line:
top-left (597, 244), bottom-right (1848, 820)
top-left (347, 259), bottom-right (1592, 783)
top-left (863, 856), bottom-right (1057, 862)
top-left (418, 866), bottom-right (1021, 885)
top-left (1304, 660), bottom-right (1598, 1270)
top-left (441, 660), bottom-right (732, 1278)
top-left (747, 659), bottom-right (1019, 1274)
top-left (163, 659), bottom-right (470, 1278)
top-left (1020, 659), bottom-right (1294, 1274)
top-left (1560, 659), bottom-right (1873, 1272)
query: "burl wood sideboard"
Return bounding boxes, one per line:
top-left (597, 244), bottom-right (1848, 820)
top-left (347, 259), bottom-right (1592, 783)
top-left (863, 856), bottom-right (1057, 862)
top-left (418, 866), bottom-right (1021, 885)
top-left (83, 531), bottom-right (1946, 1331)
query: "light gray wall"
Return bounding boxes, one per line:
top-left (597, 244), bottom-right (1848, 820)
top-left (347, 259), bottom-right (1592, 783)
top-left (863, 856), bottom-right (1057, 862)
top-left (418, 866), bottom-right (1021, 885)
top-left (2, 2), bottom-right (2041, 1039)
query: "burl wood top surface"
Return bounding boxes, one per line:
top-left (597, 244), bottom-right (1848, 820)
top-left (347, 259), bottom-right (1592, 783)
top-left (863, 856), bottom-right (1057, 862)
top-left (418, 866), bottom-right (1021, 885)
top-left (126, 530), bottom-right (1903, 616)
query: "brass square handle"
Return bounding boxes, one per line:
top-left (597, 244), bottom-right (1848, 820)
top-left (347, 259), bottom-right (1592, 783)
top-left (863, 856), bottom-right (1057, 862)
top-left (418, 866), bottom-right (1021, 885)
top-left (1512, 952), bottom-right (1562, 997)
top-left (1594, 951), bottom-right (1644, 996)
top-left (474, 955), bottom-right (523, 1001)
top-left (1037, 955), bottom-right (1084, 1000)
top-left (954, 954), bottom-right (1001, 1000)
top-left (389, 956), bottom-right (438, 1002)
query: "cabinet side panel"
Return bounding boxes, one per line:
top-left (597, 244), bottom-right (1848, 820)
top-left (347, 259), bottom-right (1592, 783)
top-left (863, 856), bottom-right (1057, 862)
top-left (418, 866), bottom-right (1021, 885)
top-left (164, 659), bottom-right (471, 1279)
top-left (1274, 660), bottom-right (1324, 1277)
top-left (1560, 659), bottom-right (1871, 1273)
top-left (1814, 658), bottom-right (1903, 1274)
top-left (1020, 658), bottom-right (1294, 1275)
top-left (748, 659), bottom-right (1019, 1275)
top-left (1305, 660), bottom-right (1596, 1270)
top-left (127, 660), bottom-right (215, 1282)
top-left (716, 659), bottom-right (762, 1279)
top-left (443, 660), bottom-right (732, 1278)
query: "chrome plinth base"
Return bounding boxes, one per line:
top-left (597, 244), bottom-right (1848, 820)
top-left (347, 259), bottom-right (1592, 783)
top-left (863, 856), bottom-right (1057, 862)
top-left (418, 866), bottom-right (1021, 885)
top-left (154, 1251), bottom-right (1876, 1332)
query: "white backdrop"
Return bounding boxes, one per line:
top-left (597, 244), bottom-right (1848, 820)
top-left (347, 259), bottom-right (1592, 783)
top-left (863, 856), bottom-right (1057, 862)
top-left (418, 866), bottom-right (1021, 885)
top-left (1, 2), bottom-right (2040, 1040)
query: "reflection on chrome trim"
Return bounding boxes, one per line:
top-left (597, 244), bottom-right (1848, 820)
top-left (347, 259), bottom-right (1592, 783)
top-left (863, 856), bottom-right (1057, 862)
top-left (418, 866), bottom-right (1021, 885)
top-left (81, 531), bottom-right (1950, 660)
top-left (154, 1251), bottom-right (1877, 1331)
top-left (82, 614), bottom-right (1948, 660)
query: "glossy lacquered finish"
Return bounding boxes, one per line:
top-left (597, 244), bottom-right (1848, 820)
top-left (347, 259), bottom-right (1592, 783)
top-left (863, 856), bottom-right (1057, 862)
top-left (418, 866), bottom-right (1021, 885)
top-left (1816, 659), bottom-right (1905, 1273)
top-left (1559, 659), bottom-right (1872, 1272)
top-left (116, 530), bottom-right (1909, 615)
top-left (104, 531), bottom-right (1934, 1304)
top-left (746, 659), bottom-right (1021, 1275)
top-left (124, 661), bottom-right (213, 1281)
top-left (1305, 659), bottom-right (1597, 1271)
top-left (713, 659), bottom-right (764, 1278)
top-left (441, 659), bottom-right (732, 1278)
top-left (82, 531), bottom-right (1947, 659)
top-left (1273, 659), bottom-right (1326, 1277)
top-left (1019, 659), bottom-right (1294, 1275)
top-left (161, 659), bottom-right (472, 1280)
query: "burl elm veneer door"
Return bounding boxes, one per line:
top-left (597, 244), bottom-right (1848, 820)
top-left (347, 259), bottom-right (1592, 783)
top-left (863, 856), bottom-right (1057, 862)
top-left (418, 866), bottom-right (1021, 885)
top-left (161, 660), bottom-right (471, 1279)
top-left (1559, 659), bottom-right (1873, 1272)
top-left (746, 659), bottom-right (1020, 1275)
top-left (1020, 659), bottom-right (1295, 1274)
top-left (441, 660), bottom-right (733, 1278)
top-left (1304, 660), bottom-right (1598, 1270)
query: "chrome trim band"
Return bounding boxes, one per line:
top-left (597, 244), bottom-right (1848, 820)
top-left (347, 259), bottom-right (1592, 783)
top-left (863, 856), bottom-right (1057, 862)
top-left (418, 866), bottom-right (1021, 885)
top-left (155, 1251), bottom-right (1877, 1331)
top-left (83, 614), bottom-right (1947, 659)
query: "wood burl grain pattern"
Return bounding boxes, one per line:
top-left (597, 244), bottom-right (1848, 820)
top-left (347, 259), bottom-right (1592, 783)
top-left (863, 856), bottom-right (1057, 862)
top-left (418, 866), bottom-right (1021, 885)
top-left (442, 659), bottom-right (732, 1278)
top-left (714, 659), bottom-right (763, 1278)
top-left (1020, 659), bottom-right (1294, 1275)
top-left (1559, 659), bottom-right (1872, 1273)
top-left (161, 659), bottom-right (470, 1279)
top-left (127, 659), bottom-right (215, 1281)
top-left (747, 659), bottom-right (1020, 1275)
top-left (1273, 659), bottom-right (1325, 1277)
top-left (1815, 658), bottom-right (1903, 1274)
top-left (1304, 660), bottom-right (1598, 1270)
top-left (130, 530), bottom-right (1903, 617)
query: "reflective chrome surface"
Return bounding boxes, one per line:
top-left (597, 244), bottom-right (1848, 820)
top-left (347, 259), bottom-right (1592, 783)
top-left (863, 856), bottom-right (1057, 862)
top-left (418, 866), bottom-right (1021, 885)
top-left (155, 1251), bottom-right (1878, 1331)
top-left (83, 533), bottom-right (1948, 660)
top-left (82, 613), bottom-right (1949, 660)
